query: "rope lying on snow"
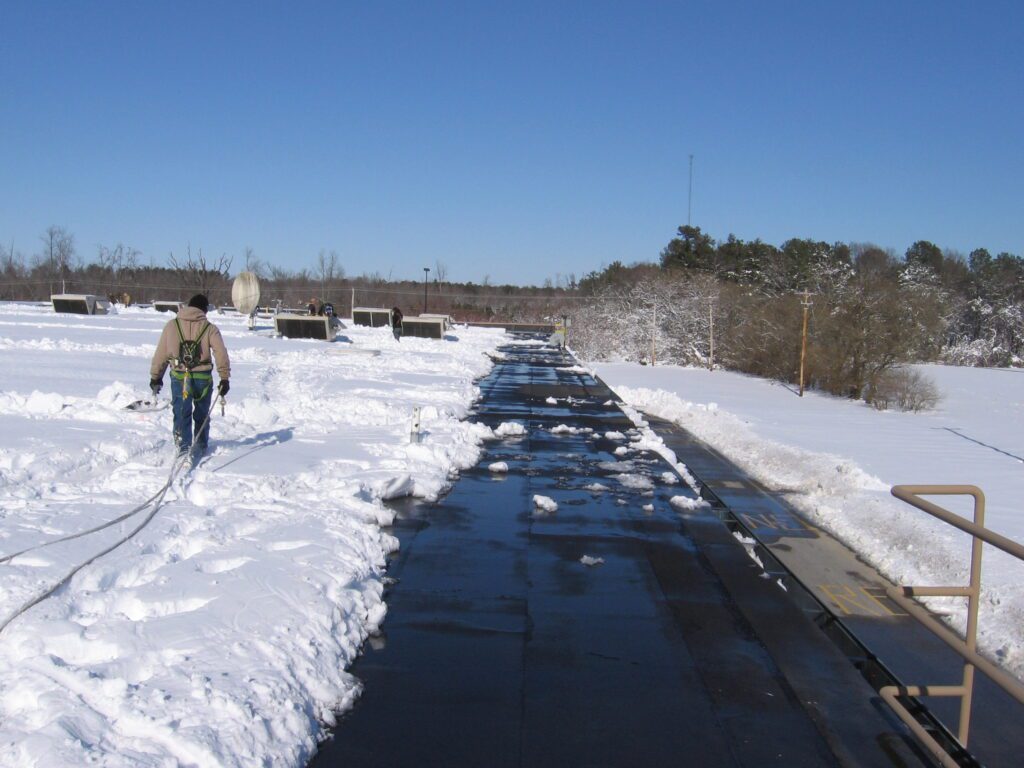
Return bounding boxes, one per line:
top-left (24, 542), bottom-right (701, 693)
top-left (0, 392), bottom-right (223, 636)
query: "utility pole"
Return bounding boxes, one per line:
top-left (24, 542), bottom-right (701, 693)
top-left (688, 154), bottom-right (694, 227)
top-left (423, 267), bottom-right (430, 313)
top-left (799, 290), bottom-right (812, 397)
top-left (650, 299), bottom-right (657, 365)
top-left (708, 302), bottom-right (714, 371)
top-left (351, 286), bottom-right (355, 317)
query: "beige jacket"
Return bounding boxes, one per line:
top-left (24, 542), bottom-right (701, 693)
top-left (150, 306), bottom-right (230, 381)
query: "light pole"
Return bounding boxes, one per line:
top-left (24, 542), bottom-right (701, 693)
top-left (708, 301), bottom-right (714, 371)
top-left (688, 154), bottom-right (694, 227)
top-left (423, 267), bottom-right (430, 313)
top-left (799, 290), bottom-right (813, 397)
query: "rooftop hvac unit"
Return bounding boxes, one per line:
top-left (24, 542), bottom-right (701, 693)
top-left (51, 294), bottom-right (111, 315)
top-left (420, 313), bottom-right (453, 330)
top-left (274, 313), bottom-right (339, 341)
top-left (401, 316), bottom-right (447, 339)
top-left (352, 307), bottom-right (393, 327)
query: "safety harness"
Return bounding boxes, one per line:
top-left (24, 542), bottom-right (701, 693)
top-left (173, 318), bottom-right (212, 400)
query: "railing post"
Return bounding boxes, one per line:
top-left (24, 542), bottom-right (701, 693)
top-left (958, 491), bottom-right (985, 744)
top-left (882, 485), bottom-right (1024, 763)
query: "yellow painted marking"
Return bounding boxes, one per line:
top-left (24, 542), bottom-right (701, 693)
top-left (739, 512), bottom-right (808, 532)
top-left (740, 512), bottom-right (782, 530)
top-left (818, 584), bottom-right (905, 617)
top-left (862, 586), bottom-right (909, 617)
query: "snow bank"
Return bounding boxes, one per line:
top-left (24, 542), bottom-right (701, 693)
top-left (595, 361), bottom-right (1024, 681)
top-left (0, 302), bottom-right (506, 766)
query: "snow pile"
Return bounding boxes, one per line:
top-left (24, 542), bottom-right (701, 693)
top-left (670, 495), bottom-right (710, 511)
top-left (532, 495), bottom-right (558, 513)
top-left (596, 361), bottom-right (1024, 681)
top-left (611, 473), bottom-right (654, 491)
top-left (0, 302), bottom-right (506, 766)
top-left (579, 555), bottom-right (605, 567)
top-left (488, 461), bottom-right (509, 473)
top-left (494, 421), bottom-right (527, 437)
top-left (550, 424), bottom-right (593, 435)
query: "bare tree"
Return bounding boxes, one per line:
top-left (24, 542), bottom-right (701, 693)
top-left (243, 246), bottom-right (266, 277)
top-left (1, 241), bottom-right (27, 300)
top-left (316, 249), bottom-right (343, 300)
top-left (1, 241), bottom-right (20, 274)
top-left (96, 243), bottom-right (140, 275)
top-left (40, 225), bottom-right (75, 293)
top-left (167, 245), bottom-right (233, 297)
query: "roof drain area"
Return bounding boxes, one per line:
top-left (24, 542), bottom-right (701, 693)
top-left (311, 338), bottom-right (939, 768)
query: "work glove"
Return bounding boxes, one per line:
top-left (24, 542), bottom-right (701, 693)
top-left (150, 378), bottom-right (162, 395)
top-left (218, 379), bottom-right (230, 397)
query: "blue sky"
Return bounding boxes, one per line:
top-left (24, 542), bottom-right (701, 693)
top-left (1, 1), bottom-right (1021, 285)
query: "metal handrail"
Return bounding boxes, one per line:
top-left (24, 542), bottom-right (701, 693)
top-left (881, 485), bottom-right (1024, 768)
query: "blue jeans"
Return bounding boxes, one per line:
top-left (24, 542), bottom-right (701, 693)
top-left (171, 373), bottom-right (213, 454)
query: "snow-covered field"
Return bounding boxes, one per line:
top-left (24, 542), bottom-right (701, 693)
top-left (594, 361), bottom-right (1024, 682)
top-left (0, 301), bottom-right (505, 766)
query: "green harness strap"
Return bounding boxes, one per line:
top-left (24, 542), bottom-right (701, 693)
top-left (173, 319), bottom-right (212, 401)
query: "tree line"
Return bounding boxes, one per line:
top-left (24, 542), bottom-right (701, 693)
top-left (569, 226), bottom-right (1024, 405)
top-left (5, 223), bottom-right (1020, 405)
top-left (0, 227), bottom-right (577, 322)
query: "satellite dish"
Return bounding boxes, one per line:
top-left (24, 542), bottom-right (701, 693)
top-left (232, 272), bottom-right (261, 316)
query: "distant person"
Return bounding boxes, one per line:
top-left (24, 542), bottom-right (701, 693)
top-left (149, 293), bottom-right (230, 457)
top-left (391, 306), bottom-right (403, 341)
top-left (308, 297), bottom-right (323, 316)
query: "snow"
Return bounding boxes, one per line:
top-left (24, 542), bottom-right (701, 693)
top-left (550, 424), bottom-right (593, 435)
top-left (0, 302), bottom-right (506, 766)
top-left (595, 361), bottom-right (1024, 681)
top-left (532, 494), bottom-right (558, 513)
top-left (493, 421), bottom-right (527, 437)
top-left (488, 461), bottom-right (509, 473)
top-left (669, 495), bottom-right (710, 511)
top-left (610, 473), bottom-right (654, 491)
top-left (579, 555), bottom-right (605, 567)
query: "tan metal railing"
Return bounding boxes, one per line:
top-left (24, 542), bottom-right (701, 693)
top-left (882, 485), bottom-right (1024, 767)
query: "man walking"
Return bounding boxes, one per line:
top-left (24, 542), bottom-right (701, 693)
top-left (390, 306), bottom-right (403, 341)
top-left (150, 294), bottom-right (230, 457)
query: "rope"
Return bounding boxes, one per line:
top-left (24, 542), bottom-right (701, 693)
top-left (0, 392), bottom-right (223, 636)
